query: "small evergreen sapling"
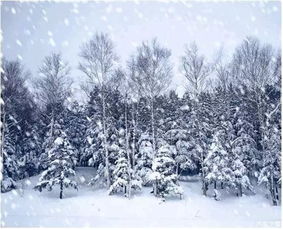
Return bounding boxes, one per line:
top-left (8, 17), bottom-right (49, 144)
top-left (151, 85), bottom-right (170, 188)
top-left (150, 143), bottom-right (183, 200)
top-left (34, 123), bottom-right (78, 199)
top-left (108, 149), bottom-right (142, 196)
top-left (135, 133), bottom-right (154, 185)
top-left (203, 131), bottom-right (233, 198)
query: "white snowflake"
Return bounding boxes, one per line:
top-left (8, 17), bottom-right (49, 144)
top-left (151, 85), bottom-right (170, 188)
top-left (16, 40), bottom-right (22, 47)
top-left (11, 8), bottom-right (16, 14)
top-left (49, 38), bottom-right (56, 47)
top-left (64, 18), bottom-right (69, 26)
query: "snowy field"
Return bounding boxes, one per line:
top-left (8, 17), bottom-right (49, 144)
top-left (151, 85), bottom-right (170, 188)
top-left (1, 167), bottom-right (281, 228)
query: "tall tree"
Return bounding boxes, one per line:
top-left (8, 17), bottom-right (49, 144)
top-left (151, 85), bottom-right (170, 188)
top-left (181, 42), bottom-right (212, 195)
top-left (231, 37), bottom-right (274, 150)
top-left (79, 33), bottom-right (118, 188)
top-left (34, 53), bottom-right (72, 169)
top-left (128, 38), bottom-right (173, 153)
top-left (1, 59), bottom-right (37, 191)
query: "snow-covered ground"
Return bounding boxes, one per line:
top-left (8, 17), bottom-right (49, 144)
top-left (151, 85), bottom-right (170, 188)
top-left (1, 167), bottom-right (281, 227)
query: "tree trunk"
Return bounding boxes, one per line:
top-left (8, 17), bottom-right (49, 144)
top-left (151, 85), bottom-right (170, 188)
top-left (270, 176), bottom-right (277, 206)
top-left (176, 163), bottom-right (179, 175)
top-left (151, 98), bottom-right (156, 154)
top-left (202, 181), bottom-right (208, 196)
top-left (239, 184), bottom-right (242, 197)
top-left (125, 94), bottom-right (132, 198)
top-left (60, 180), bottom-right (63, 199)
top-left (124, 185), bottom-right (127, 195)
top-left (102, 93), bottom-right (110, 188)
top-left (154, 180), bottom-right (157, 196)
top-left (131, 104), bottom-right (136, 167)
top-left (275, 181), bottom-right (279, 206)
top-left (50, 110), bottom-right (55, 137)
top-left (214, 181), bottom-right (217, 189)
top-left (1, 110), bottom-right (5, 157)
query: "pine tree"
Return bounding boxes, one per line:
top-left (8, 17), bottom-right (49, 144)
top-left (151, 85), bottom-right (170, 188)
top-left (64, 102), bottom-right (87, 165)
top-left (1, 126), bottom-right (18, 192)
top-left (258, 97), bottom-right (281, 206)
top-left (230, 147), bottom-right (252, 197)
top-left (203, 131), bottom-right (234, 199)
top-left (81, 87), bottom-right (103, 167)
top-left (135, 133), bottom-right (154, 186)
top-left (19, 127), bottom-right (42, 177)
top-left (232, 103), bottom-right (258, 182)
top-left (34, 122), bottom-right (78, 199)
top-left (1, 59), bottom-right (39, 188)
top-left (108, 143), bottom-right (142, 196)
top-left (150, 143), bottom-right (183, 200)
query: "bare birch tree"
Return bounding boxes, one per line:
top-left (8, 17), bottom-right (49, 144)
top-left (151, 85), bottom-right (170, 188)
top-left (79, 32), bottom-right (118, 188)
top-left (231, 37), bottom-right (274, 148)
top-left (128, 38), bottom-right (173, 153)
top-left (180, 42), bottom-right (212, 196)
top-left (34, 53), bottom-right (72, 137)
top-left (181, 42), bottom-right (211, 99)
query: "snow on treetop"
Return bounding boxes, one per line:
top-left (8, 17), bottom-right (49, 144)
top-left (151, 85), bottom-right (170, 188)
top-left (54, 137), bottom-right (64, 145)
top-left (157, 145), bottom-right (171, 156)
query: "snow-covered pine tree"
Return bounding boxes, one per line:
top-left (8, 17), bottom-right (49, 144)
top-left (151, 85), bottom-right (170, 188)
top-left (1, 59), bottom-right (39, 187)
top-left (1, 126), bottom-right (19, 192)
top-left (87, 87), bottom-right (125, 188)
top-left (232, 104), bottom-right (258, 179)
top-left (150, 143), bottom-right (183, 200)
top-left (184, 91), bottom-right (213, 192)
top-left (135, 133), bottom-right (154, 186)
top-left (203, 130), bottom-right (234, 199)
top-left (108, 129), bottom-right (142, 197)
top-left (81, 87), bottom-right (103, 167)
top-left (64, 102), bottom-right (87, 165)
top-left (162, 91), bottom-right (197, 176)
top-left (258, 99), bottom-right (281, 206)
top-left (19, 127), bottom-right (42, 177)
top-left (230, 147), bottom-right (252, 197)
top-left (39, 117), bottom-right (60, 171)
top-left (34, 122), bottom-right (78, 199)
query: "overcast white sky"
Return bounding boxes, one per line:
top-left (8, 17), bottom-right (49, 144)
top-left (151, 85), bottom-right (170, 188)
top-left (1, 0), bottom-right (281, 101)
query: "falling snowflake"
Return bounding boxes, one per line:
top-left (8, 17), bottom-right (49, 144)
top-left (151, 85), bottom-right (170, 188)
top-left (11, 8), bottom-right (16, 14)
top-left (64, 18), bottom-right (69, 26)
top-left (16, 40), bottom-right (22, 47)
top-left (49, 38), bottom-right (56, 47)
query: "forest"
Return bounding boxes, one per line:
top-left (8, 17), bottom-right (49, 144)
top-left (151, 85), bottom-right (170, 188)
top-left (1, 34), bottom-right (281, 206)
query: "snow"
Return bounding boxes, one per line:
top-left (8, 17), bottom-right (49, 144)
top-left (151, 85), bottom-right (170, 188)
top-left (16, 40), bottom-right (22, 47)
top-left (54, 137), bottom-right (63, 145)
top-left (1, 167), bottom-right (281, 227)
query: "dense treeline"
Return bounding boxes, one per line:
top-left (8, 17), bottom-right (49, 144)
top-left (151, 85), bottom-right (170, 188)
top-left (0, 34), bottom-right (281, 205)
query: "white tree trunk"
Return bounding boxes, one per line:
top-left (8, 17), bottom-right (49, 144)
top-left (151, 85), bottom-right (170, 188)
top-left (131, 104), bottom-right (136, 167)
top-left (50, 110), bottom-right (55, 137)
top-left (125, 95), bottom-right (132, 198)
top-left (1, 108), bottom-right (6, 160)
top-left (102, 93), bottom-right (110, 188)
top-left (151, 98), bottom-right (156, 153)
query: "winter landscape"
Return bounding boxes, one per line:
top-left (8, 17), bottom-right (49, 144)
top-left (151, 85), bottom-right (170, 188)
top-left (1, 0), bottom-right (281, 228)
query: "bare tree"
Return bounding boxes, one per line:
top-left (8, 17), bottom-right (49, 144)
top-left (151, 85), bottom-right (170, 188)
top-left (128, 38), bottom-right (173, 152)
top-left (231, 37), bottom-right (274, 146)
top-left (79, 32), bottom-right (118, 188)
top-left (213, 46), bottom-right (232, 92)
top-left (34, 53), bottom-right (72, 136)
top-left (232, 37), bottom-right (273, 92)
top-left (181, 42), bottom-right (211, 99)
top-left (180, 42), bottom-right (212, 195)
